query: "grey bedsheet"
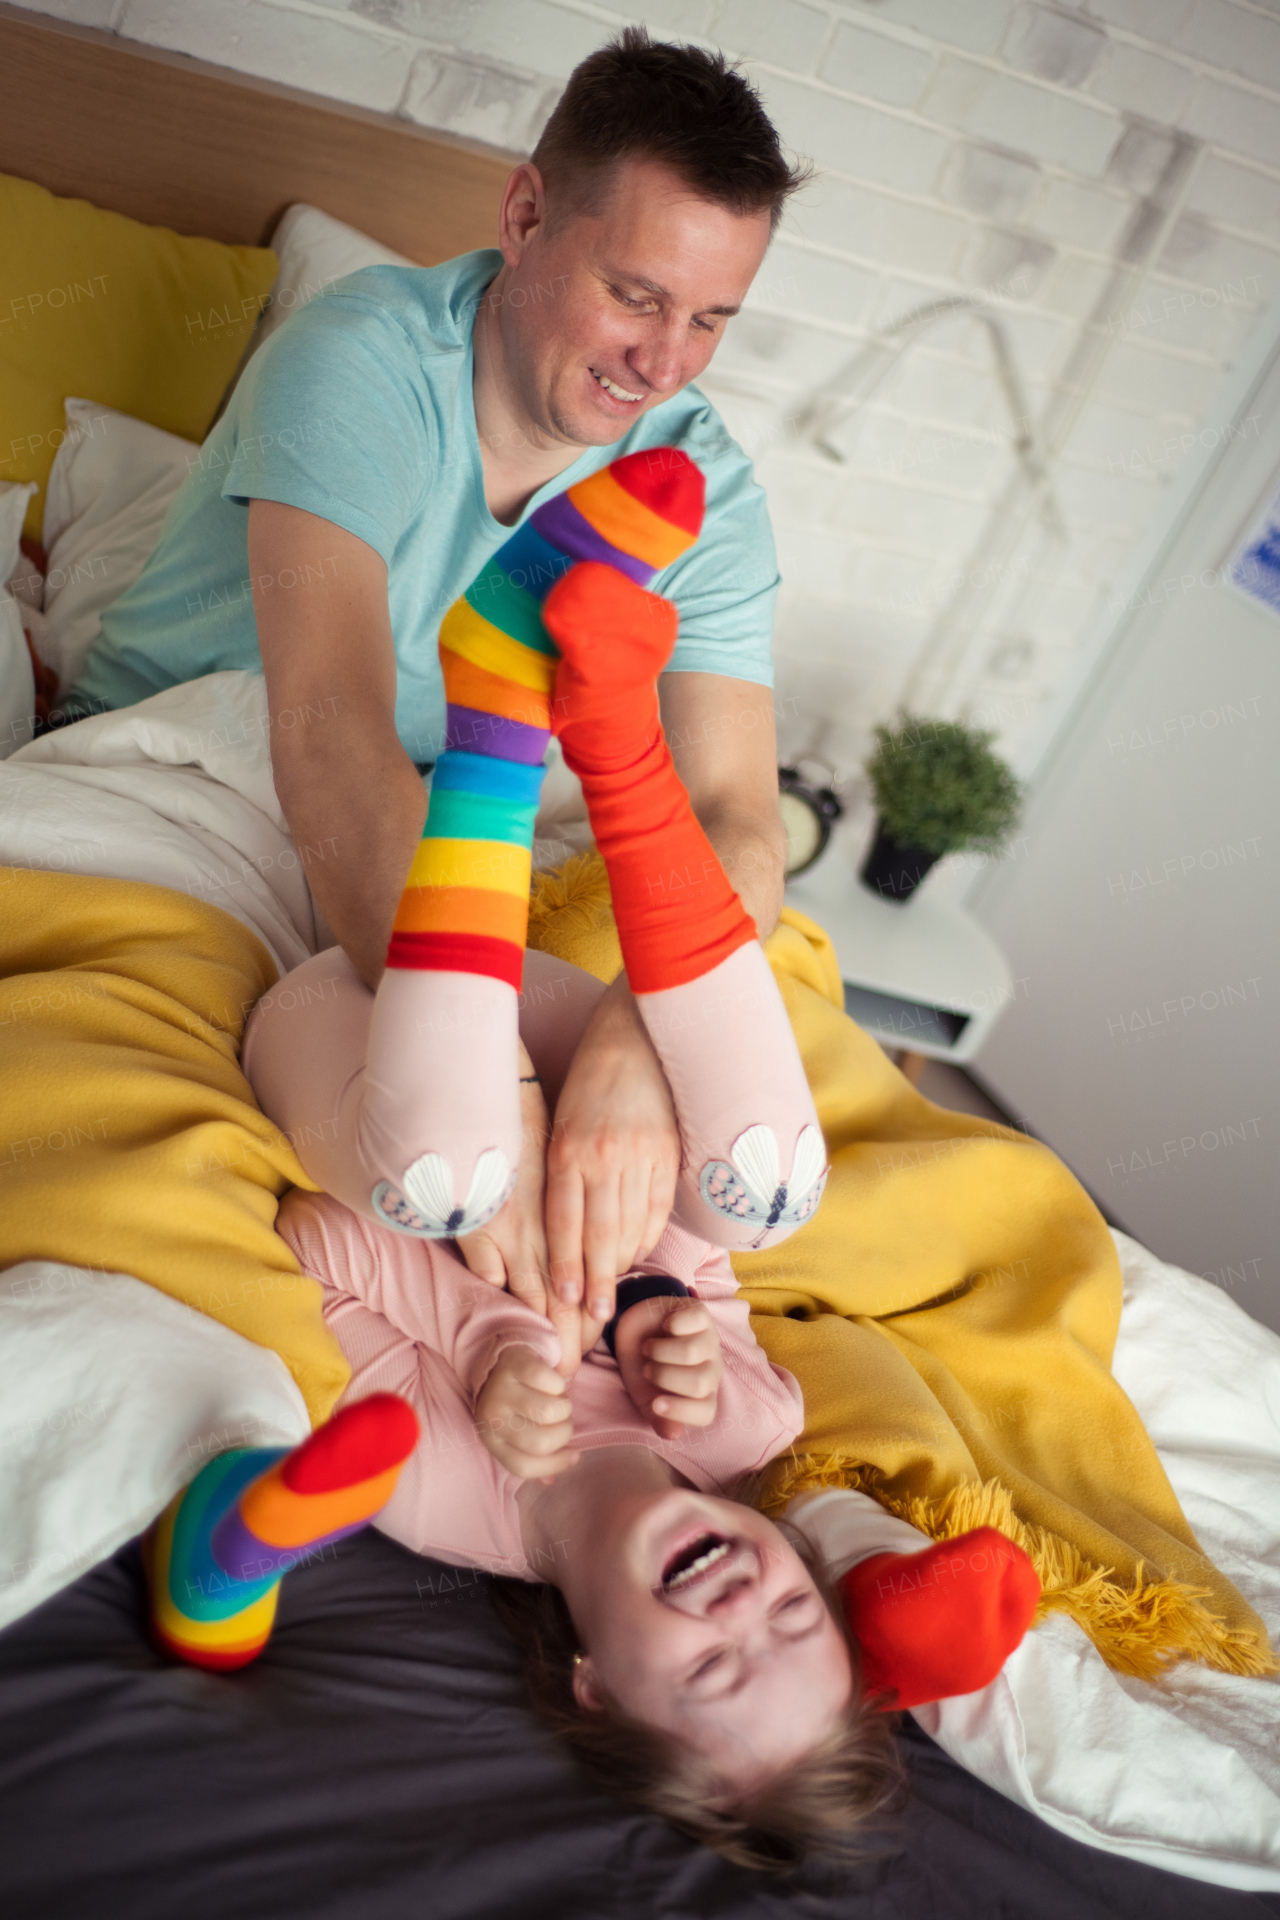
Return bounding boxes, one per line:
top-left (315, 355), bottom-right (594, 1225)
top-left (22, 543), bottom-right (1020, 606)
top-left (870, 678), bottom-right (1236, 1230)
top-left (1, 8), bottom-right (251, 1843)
top-left (1, 1529), bottom-right (1275, 1920)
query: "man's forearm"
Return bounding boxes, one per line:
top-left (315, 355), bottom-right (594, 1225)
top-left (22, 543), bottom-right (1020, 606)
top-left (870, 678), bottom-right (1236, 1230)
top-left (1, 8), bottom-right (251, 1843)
top-left (248, 501), bottom-right (426, 988)
top-left (699, 804), bottom-right (787, 941)
top-left (274, 727), bottom-right (426, 989)
top-left (657, 671), bottom-right (787, 942)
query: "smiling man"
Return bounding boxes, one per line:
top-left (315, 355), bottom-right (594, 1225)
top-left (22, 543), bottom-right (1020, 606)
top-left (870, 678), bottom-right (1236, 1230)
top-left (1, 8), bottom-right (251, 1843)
top-left (69, 28), bottom-right (806, 1328)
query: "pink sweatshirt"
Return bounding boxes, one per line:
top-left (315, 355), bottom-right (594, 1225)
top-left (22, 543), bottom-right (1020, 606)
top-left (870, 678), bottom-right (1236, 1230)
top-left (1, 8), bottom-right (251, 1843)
top-left (278, 1189), bottom-right (804, 1580)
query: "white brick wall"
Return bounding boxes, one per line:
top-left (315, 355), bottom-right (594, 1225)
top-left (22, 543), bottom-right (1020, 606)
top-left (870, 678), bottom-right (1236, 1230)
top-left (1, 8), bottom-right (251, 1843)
top-left (918, 59), bottom-right (1119, 173)
top-left (15, 0), bottom-right (1280, 791)
top-left (117, 0), bottom-right (413, 110)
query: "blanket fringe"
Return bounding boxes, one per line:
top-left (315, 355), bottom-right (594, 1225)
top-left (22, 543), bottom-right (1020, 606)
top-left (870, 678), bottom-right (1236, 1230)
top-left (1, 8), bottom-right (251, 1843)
top-left (762, 1455), bottom-right (1279, 1683)
top-left (529, 849), bottom-right (610, 927)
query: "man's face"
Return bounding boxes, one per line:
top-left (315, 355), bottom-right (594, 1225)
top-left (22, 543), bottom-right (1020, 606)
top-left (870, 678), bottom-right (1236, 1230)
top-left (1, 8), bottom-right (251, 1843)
top-left (491, 156), bottom-right (772, 448)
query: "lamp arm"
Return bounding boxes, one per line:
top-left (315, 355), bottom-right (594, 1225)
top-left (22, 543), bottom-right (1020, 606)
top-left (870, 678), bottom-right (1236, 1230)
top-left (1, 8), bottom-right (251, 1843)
top-left (796, 296), bottom-right (1065, 538)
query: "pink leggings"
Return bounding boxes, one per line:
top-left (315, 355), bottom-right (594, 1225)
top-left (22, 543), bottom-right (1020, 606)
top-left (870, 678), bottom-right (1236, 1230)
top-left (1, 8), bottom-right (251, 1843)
top-left (243, 942), bottom-right (825, 1254)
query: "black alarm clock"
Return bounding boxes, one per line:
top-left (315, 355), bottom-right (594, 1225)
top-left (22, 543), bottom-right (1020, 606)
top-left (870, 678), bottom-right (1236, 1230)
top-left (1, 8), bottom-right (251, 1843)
top-left (778, 763), bottom-right (844, 877)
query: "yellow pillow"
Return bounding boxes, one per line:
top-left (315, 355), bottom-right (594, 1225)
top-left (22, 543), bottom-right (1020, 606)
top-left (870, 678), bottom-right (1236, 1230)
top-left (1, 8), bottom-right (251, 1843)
top-left (0, 172), bottom-right (277, 542)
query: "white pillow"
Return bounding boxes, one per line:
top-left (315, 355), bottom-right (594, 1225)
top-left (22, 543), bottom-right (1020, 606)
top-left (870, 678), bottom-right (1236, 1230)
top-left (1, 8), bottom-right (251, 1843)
top-left (0, 477), bottom-right (35, 583)
top-left (248, 204), bottom-right (416, 361)
top-left (0, 480), bottom-right (37, 760)
top-left (212, 203), bottom-right (417, 429)
top-left (0, 597), bottom-right (34, 761)
top-left (40, 397), bottom-right (198, 690)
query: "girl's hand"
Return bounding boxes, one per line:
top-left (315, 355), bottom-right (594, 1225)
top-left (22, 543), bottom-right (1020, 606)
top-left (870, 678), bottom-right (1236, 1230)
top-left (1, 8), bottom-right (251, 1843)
top-left (612, 1299), bottom-right (724, 1442)
top-left (475, 1343), bottom-right (581, 1481)
top-left (457, 1049), bottom-right (590, 1377)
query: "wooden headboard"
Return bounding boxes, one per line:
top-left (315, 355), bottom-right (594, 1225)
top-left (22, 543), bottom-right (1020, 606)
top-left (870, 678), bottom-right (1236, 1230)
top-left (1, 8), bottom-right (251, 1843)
top-left (0, 1), bottom-right (513, 261)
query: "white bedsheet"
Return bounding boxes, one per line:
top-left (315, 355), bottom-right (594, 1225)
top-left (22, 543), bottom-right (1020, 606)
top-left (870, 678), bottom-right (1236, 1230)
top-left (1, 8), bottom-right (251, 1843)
top-left (919, 1229), bottom-right (1280, 1890)
top-left (0, 676), bottom-right (1277, 1886)
top-left (0, 671), bottom-right (322, 973)
top-left (0, 1263), bottom-right (309, 1625)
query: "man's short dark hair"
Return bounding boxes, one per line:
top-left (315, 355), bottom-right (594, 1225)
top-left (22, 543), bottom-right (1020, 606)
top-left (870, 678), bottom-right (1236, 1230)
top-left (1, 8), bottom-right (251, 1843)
top-left (531, 26), bottom-right (809, 234)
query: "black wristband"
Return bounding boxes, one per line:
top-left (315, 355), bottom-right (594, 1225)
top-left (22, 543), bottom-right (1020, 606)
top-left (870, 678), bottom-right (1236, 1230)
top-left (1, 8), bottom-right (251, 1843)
top-left (601, 1276), bottom-right (691, 1358)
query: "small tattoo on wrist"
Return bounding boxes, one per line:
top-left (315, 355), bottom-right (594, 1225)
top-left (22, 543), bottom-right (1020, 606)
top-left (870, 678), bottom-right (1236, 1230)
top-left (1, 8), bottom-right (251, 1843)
top-left (520, 1074), bottom-right (541, 1083)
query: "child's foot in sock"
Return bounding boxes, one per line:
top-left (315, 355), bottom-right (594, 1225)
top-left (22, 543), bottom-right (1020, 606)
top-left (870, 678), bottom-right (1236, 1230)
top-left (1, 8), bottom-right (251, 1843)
top-left (360, 448), bottom-right (703, 1239)
top-left (363, 660), bottom-right (554, 1239)
top-left (545, 561), bottom-right (678, 745)
top-left (840, 1526), bottom-right (1041, 1710)
top-left (147, 1393), bottom-right (419, 1671)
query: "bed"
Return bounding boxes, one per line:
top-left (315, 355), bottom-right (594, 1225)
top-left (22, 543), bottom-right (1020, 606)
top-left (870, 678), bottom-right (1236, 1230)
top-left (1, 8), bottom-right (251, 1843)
top-left (1, 8), bottom-right (1278, 1913)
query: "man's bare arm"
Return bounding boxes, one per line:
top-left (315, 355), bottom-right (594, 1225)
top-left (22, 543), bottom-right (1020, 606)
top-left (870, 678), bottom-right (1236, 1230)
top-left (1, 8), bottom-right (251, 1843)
top-left (249, 500), bottom-right (426, 988)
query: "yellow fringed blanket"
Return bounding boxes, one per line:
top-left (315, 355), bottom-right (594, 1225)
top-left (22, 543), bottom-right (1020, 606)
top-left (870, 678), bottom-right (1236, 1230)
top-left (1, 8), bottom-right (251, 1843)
top-left (530, 852), bottom-right (1276, 1682)
top-left (0, 868), bottom-right (348, 1423)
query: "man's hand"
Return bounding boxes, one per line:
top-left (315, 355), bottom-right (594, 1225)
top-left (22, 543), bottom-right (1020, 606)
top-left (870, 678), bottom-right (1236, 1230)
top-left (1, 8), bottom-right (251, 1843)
top-left (545, 975), bottom-right (680, 1326)
top-left (475, 1343), bottom-right (580, 1481)
top-left (457, 1047), bottom-right (594, 1376)
top-left (613, 1299), bottom-right (724, 1441)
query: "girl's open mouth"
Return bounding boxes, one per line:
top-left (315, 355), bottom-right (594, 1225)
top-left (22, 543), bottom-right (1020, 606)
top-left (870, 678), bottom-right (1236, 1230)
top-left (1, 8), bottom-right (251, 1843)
top-left (660, 1531), bottom-right (735, 1594)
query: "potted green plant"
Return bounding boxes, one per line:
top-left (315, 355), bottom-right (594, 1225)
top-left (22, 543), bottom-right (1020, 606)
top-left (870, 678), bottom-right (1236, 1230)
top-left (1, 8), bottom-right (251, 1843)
top-left (861, 712), bottom-right (1022, 902)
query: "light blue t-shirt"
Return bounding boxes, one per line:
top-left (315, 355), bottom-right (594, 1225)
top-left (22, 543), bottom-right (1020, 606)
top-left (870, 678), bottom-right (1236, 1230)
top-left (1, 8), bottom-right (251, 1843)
top-left (71, 250), bottom-right (779, 765)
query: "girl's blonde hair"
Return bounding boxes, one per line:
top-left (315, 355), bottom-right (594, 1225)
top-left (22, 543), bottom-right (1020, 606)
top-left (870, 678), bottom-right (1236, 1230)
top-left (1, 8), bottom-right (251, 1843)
top-left (491, 1537), bottom-right (902, 1873)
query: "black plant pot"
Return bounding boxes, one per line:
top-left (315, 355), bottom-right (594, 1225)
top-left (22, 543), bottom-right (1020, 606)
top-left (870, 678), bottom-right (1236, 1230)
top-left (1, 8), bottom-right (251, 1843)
top-left (859, 822), bottom-right (943, 903)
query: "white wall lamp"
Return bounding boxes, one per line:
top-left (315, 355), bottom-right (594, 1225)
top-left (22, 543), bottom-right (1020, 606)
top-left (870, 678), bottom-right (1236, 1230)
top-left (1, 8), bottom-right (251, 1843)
top-left (795, 293), bottom-right (1065, 544)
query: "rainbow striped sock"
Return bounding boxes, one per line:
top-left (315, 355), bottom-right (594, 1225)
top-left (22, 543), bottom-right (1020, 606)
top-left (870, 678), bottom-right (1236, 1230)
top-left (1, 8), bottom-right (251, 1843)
top-left (146, 1395), bottom-right (419, 1672)
top-left (363, 449), bottom-right (703, 1240)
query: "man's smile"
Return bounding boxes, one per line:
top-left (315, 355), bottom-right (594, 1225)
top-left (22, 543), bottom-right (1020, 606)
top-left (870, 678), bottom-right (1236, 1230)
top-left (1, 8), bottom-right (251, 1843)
top-left (590, 367), bottom-right (645, 404)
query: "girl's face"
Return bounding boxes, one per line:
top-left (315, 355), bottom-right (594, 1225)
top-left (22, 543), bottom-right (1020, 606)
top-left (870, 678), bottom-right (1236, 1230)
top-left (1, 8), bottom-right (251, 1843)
top-left (567, 1489), bottom-right (853, 1789)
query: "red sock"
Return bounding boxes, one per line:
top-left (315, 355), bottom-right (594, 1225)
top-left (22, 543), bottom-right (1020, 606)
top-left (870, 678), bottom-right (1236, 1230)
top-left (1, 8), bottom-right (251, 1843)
top-left (542, 561), bottom-right (756, 994)
top-left (840, 1527), bottom-right (1041, 1710)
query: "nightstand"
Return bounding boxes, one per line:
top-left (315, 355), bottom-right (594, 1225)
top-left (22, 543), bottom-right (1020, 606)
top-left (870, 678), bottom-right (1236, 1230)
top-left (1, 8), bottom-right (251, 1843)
top-left (784, 850), bottom-right (1015, 1078)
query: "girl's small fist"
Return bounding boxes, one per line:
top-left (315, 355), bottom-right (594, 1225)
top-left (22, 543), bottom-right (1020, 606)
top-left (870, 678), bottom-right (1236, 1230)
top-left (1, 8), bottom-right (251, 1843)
top-left (475, 1344), bottom-right (580, 1481)
top-left (613, 1299), bottom-right (723, 1441)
